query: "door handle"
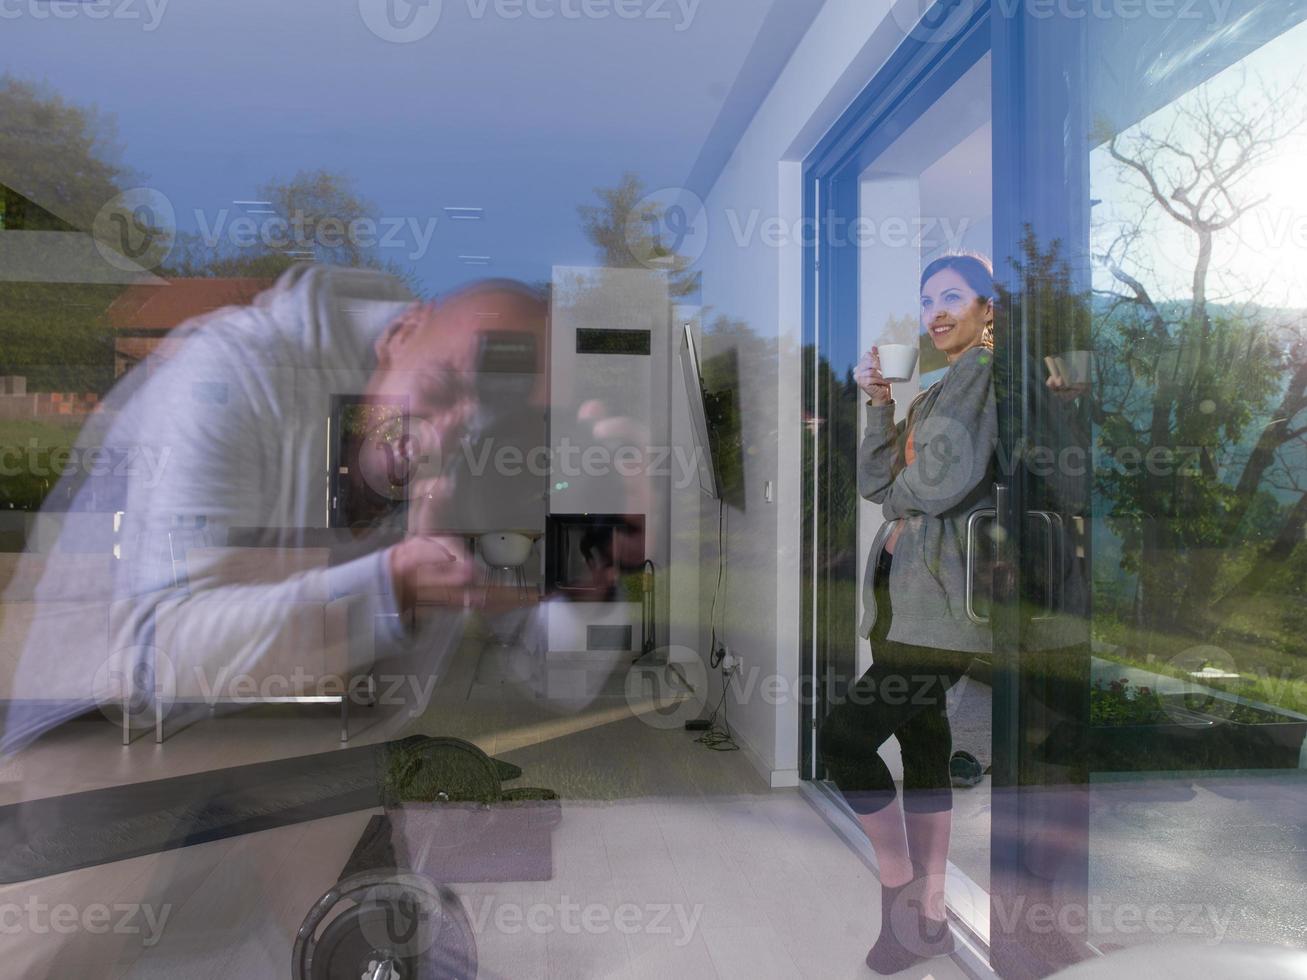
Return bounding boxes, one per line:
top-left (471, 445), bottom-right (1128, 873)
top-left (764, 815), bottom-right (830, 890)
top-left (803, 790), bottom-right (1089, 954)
top-left (1027, 510), bottom-right (1057, 621)
top-left (965, 507), bottom-right (997, 625)
top-left (965, 502), bottom-right (1063, 625)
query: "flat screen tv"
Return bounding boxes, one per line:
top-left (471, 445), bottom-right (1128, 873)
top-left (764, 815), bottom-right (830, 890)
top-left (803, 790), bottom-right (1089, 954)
top-left (678, 323), bottom-right (745, 508)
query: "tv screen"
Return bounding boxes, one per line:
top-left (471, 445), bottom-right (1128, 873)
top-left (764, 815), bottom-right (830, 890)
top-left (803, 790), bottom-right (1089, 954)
top-left (678, 324), bottom-right (745, 509)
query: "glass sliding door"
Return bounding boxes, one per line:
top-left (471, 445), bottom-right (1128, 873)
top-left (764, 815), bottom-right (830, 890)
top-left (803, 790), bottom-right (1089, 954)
top-left (802, 0), bottom-right (998, 948)
top-left (991, 0), bottom-right (1307, 974)
top-left (805, 0), bottom-right (1307, 975)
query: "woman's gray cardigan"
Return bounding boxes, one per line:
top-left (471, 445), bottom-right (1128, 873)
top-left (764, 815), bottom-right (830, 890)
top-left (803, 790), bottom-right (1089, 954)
top-left (858, 345), bottom-right (998, 654)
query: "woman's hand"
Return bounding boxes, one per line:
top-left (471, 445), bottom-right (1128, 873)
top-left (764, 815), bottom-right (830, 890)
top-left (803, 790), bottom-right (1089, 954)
top-left (855, 347), bottom-right (893, 406)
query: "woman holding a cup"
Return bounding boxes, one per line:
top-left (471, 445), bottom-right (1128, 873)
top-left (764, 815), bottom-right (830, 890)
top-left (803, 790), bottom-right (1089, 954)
top-left (821, 252), bottom-right (998, 973)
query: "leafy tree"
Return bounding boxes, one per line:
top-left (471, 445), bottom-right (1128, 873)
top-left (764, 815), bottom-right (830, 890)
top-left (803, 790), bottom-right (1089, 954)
top-left (0, 74), bottom-right (131, 232)
top-left (165, 169), bottom-right (420, 292)
top-left (0, 76), bottom-right (134, 394)
top-left (577, 172), bottom-right (701, 298)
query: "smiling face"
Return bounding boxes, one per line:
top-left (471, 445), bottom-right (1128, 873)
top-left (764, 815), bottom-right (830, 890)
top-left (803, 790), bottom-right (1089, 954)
top-left (920, 267), bottom-right (993, 362)
top-left (355, 288), bottom-right (547, 506)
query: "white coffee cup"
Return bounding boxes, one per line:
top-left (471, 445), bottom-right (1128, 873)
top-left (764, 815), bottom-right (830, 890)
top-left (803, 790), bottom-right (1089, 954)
top-left (877, 343), bottom-right (919, 382)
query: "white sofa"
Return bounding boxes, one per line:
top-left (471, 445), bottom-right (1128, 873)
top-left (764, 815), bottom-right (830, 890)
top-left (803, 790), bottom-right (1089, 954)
top-left (152, 546), bottom-right (375, 742)
top-left (0, 546), bottom-right (375, 744)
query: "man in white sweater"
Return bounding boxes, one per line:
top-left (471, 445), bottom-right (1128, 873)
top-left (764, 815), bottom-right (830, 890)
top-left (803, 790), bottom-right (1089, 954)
top-left (1, 263), bottom-right (547, 751)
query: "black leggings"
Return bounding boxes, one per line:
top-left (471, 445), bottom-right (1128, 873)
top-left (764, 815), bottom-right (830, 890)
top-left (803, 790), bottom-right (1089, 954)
top-left (820, 550), bottom-right (970, 815)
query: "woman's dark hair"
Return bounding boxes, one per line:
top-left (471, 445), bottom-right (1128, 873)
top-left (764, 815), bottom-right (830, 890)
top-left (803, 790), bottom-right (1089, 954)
top-left (920, 251), bottom-right (995, 347)
top-left (919, 251), bottom-right (994, 299)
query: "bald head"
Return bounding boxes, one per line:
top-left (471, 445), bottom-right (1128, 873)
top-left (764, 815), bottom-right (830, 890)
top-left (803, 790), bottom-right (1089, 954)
top-left (375, 280), bottom-right (547, 376)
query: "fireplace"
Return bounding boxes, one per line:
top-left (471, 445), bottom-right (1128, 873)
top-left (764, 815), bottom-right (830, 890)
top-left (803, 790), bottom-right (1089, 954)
top-left (545, 514), bottom-right (645, 602)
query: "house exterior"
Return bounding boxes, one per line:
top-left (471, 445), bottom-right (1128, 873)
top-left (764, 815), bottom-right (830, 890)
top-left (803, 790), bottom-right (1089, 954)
top-left (106, 278), bottom-right (275, 377)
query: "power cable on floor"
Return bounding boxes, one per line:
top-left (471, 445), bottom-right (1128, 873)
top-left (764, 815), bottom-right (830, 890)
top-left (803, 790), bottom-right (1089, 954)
top-left (695, 665), bottom-right (739, 752)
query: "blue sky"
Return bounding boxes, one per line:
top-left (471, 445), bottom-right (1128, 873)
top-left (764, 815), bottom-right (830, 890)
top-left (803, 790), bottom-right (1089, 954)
top-left (4, 0), bottom-right (777, 294)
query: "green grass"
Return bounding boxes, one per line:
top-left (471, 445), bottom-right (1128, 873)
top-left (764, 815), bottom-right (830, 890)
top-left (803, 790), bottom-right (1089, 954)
top-left (0, 417), bottom-right (85, 510)
top-left (1091, 613), bottom-right (1307, 717)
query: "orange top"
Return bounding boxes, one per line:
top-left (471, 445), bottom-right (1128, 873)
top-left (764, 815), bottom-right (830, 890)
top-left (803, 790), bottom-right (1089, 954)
top-left (884, 425), bottom-right (915, 555)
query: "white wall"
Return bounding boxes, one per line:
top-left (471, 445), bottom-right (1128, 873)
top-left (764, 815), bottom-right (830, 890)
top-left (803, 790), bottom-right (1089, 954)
top-left (689, 0), bottom-right (920, 786)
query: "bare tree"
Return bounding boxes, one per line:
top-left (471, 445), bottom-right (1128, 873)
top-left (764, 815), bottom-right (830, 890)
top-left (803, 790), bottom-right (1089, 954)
top-left (1090, 72), bottom-right (1307, 637)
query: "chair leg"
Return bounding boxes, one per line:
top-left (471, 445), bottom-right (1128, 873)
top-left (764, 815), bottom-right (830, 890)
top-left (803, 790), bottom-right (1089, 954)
top-left (155, 698), bottom-right (164, 744)
top-left (122, 695), bottom-right (130, 746)
top-left (340, 695), bottom-right (349, 743)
